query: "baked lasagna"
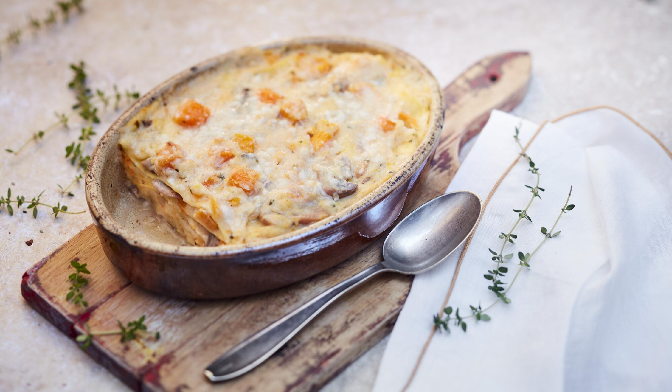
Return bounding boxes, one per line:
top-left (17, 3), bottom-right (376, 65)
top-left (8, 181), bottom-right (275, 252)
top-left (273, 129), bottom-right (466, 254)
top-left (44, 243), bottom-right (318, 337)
top-left (119, 45), bottom-right (433, 246)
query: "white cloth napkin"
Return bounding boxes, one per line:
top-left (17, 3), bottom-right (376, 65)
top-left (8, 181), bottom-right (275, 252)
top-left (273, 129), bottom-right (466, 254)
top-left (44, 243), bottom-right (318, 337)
top-left (372, 108), bottom-right (672, 392)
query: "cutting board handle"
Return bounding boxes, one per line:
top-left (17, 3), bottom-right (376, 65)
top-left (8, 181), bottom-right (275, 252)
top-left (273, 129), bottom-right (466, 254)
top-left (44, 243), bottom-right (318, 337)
top-left (433, 52), bottom-right (531, 176)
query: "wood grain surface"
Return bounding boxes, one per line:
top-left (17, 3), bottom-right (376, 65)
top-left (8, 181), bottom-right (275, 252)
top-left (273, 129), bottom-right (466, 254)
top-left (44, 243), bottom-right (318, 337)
top-left (21, 52), bottom-right (531, 392)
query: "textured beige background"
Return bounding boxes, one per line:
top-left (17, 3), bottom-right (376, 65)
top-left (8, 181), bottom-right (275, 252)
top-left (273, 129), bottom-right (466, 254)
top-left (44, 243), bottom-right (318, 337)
top-left (1, 0), bottom-right (670, 390)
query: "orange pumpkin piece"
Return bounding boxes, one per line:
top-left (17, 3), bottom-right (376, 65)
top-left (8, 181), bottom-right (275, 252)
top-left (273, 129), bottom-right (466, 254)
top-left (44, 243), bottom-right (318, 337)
top-left (346, 82), bottom-right (372, 94)
top-left (194, 208), bottom-right (219, 232)
top-left (263, 50), bottom-right (281, 64)
top-left (202, 174), bottom-right (223, 188)
top-left (279, 98), bottom-right (308, 124)
top-left (213, 150), bottom-right (235, 169)
top-left (398, 112), bottom-right (418, 129)
top-left (173, 99), bottom-right (210, 127)
top-left (228, 167), bottom-right (260, 195)
top-left (313, 57), bottom-right (332, 75)
top-left (296, 55), bottom-right (332, 79)
top-left (258, 88), bottom-right (282, 104)
top-left (379, 117), bottom-right (396, 132)
top-left (232, 134), bottom-right (255, 153)
top-left (155, 141), bottom-right (183, 170)
top-left (309, 119), bottom-right (339, 151)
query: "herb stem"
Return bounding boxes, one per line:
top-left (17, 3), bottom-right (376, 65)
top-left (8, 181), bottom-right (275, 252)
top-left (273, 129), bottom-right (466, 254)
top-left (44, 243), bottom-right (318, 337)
top-left (11, 120), bottom-right (63, 155)
top-left (59, 174), bottom-right (83, 195)
top-left (89, 330), bottom-right (123, 337)
top-left (0, 0), bottom-right (85, 62)
top-left (35, 202), bottom-right (85, 214)
top-left (6, 98), bottom-right (103, 156)
top-left (3, 199), bottom-right (85, 214)
top-left (463, 186), bottom-right (573, 321)
top-left (493, 127), bottom-right (541, 288)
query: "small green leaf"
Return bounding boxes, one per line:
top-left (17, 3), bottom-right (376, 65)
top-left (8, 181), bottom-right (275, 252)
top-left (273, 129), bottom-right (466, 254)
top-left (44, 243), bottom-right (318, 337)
top-left (444, 306), bottom-right (452, 315)
top-left (484, 274), bottom-right (494, 280)
top-left (488, 248), bottom-right (497, 255)
top-left (480, 314), bottom-right (491, 321)
top-left (76, 334), bottom-right (88, 342)
top-left (461, 322), bottom-right (467, 332)
top-left (498, 266), bottom-right (508, 273)
top-left (518, 251), bottom-right (525, 261)
top-left (552, 231), bottom-right (561, 237)
top-left (566, 204), bottom-right (575, 211)
top-left (541, 227), bottom-right (547, 234)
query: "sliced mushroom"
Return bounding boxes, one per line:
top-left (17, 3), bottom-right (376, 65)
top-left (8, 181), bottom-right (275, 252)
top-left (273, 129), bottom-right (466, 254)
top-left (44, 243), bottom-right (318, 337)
top-left (142, 157), bottom-right (156, 173)
top-left (152, 179), bottom-right (181, 199)
top-left (323, 181), bottom-right (358, 198)
top-left (205, 233), bottom-right (220, 247)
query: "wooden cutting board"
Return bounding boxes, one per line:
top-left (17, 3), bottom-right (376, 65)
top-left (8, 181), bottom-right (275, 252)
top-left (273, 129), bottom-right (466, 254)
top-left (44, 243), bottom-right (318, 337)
top-left (21, 52), bottom-right (531, 392)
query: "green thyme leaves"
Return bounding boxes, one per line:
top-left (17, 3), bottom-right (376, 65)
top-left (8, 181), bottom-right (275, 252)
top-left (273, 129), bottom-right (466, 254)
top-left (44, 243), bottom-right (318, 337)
top-left (433, 124), bottom-right (576, 334)
top-left (1, 1), bottom-right (85, 61)
top-left (76, 315), bottom-right (160, 350)
top-left (0, 188), bottom-right (83, 218)
top-left (67, 259), bottom-right (90, 307)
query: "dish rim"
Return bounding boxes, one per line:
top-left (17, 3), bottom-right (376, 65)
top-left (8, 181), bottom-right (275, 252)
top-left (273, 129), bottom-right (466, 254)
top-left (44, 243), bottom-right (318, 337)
top-left (85, 36), bottom-right (445, 258)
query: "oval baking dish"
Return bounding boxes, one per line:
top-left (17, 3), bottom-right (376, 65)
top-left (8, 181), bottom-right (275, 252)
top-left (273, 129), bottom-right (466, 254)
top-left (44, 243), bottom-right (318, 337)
top-left (85, 37), bottom-right (444, 299)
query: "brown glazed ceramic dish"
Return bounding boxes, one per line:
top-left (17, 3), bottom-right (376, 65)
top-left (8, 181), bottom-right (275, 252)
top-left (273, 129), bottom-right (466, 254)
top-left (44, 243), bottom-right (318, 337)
top-left (85, 37), bottom-right (444, 299)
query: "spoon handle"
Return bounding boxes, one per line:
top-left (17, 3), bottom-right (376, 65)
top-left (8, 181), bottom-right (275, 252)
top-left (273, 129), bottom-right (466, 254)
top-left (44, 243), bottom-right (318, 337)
top-left (205, 262), bottom-right (387, 382)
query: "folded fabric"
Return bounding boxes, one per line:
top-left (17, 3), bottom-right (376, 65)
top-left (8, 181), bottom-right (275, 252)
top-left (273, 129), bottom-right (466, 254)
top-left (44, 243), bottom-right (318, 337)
top-left (372, 108), bottom-right (672, 392)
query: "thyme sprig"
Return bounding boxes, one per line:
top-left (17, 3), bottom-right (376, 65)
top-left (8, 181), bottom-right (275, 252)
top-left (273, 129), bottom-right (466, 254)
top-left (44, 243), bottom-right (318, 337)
top-left (486, 124), bottom-right (544, 304)
top-left (5, 62), bottom-right (139, 157)
top-left (0, 188), bottom-right (84, 218)
top-left (66, 259), bottom-right (90, 307)
top-left (58, 174), bottom-right (83, 196)
top-left (0, 0), bottom-right (85, 61)
top-left (76, 315), bottom-right (161, 350)
top-left (433, 126), bottom-right (576, 333)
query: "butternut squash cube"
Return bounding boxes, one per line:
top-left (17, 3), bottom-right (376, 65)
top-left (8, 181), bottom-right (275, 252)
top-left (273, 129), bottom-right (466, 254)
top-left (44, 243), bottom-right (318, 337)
top-left (228, 167), bottom-right (260, 195)
top-left (279, 98), bottom-right (308, 124)
top-left (379, 117), bottom-right (396, 132)
top-left (232, 134), bottom-right (255, 153)
top-left (309, 119), bottom-right (339, 151)
top-left (258, 88), bottom-right (282, 104)
top-left (398, 112), bottom-right (418, 130)
top-left (155, 141), bottom-right (183, 170)
top-left (173, 99), bottom-right (210, 127)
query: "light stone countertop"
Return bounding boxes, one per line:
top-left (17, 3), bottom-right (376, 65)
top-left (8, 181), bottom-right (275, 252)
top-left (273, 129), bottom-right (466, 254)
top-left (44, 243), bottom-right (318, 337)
top-left (0, 0), bottom-right (670, 390)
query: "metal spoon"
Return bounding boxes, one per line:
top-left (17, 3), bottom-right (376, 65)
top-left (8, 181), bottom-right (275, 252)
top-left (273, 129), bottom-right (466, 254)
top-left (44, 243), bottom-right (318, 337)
top-left (205, 190), bottom-right (482, 382)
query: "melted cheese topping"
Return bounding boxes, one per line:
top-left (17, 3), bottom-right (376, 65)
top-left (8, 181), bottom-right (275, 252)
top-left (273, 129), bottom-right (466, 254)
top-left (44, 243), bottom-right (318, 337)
top-left (119, 46), bottom-right (432, 245)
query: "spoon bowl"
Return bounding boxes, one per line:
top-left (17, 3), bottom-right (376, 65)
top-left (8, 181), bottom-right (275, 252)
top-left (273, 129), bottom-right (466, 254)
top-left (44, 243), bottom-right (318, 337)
top-left (383, 191), bottom-right (482, 274)
top-left (205, 191), bottom-right (482, 382)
